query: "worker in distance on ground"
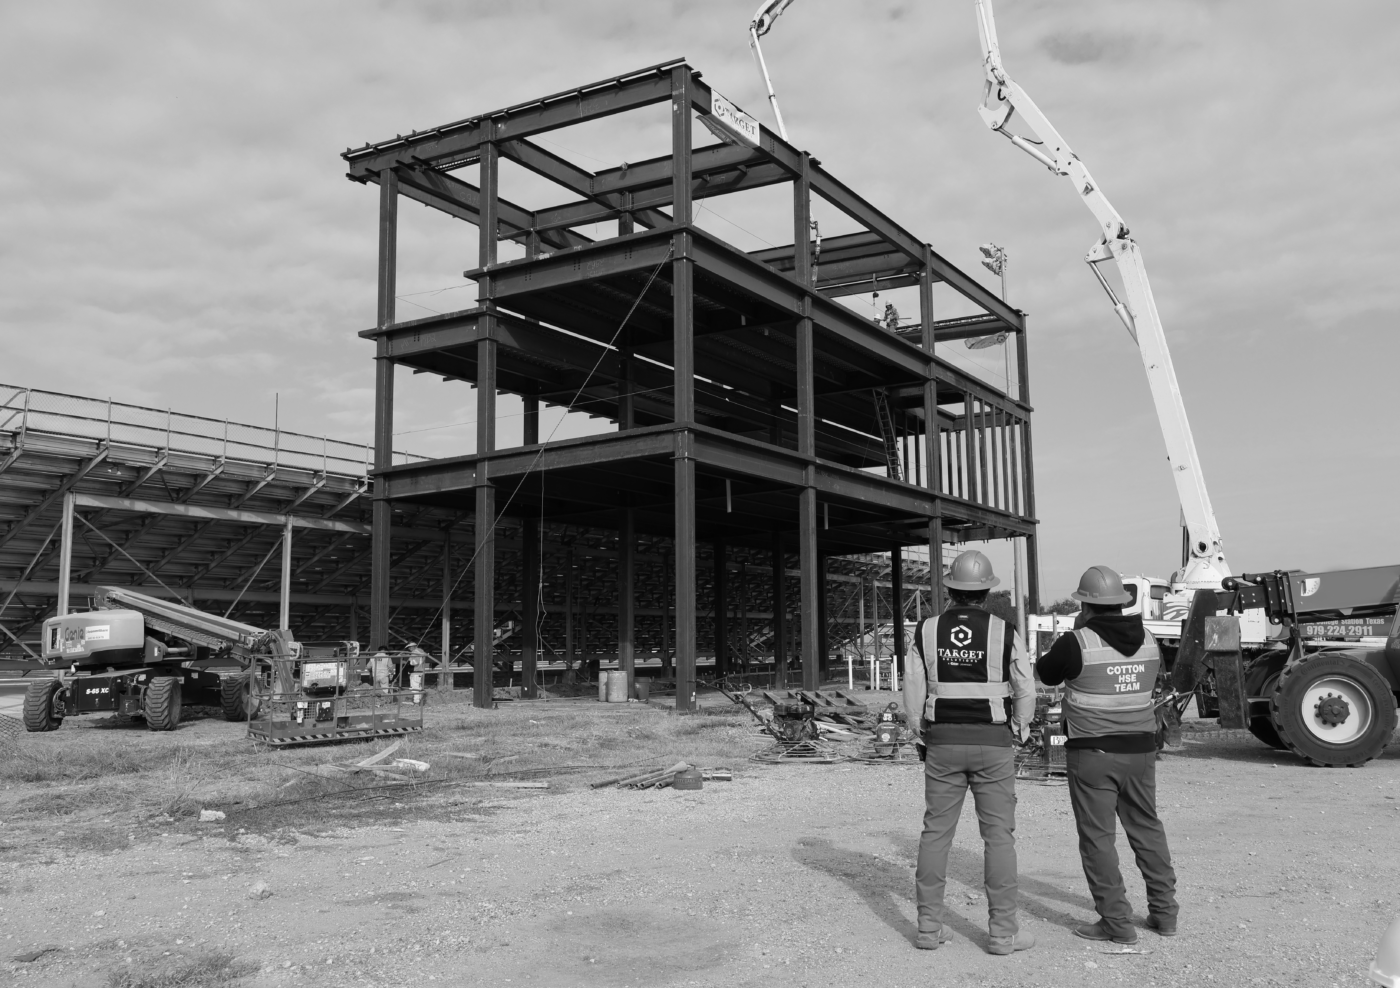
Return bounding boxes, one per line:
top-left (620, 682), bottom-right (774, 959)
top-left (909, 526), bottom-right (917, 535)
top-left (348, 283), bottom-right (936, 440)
top-left (903, 550), bottom-right (1036, 956)
top-left (1037, 565), bottom-right (1179, 944)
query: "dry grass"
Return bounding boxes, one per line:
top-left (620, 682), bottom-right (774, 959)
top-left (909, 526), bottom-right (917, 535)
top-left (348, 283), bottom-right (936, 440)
top-left (0, 695), bottom-right (766, 835)
top-left (107, 952), bottom-right (258, 988)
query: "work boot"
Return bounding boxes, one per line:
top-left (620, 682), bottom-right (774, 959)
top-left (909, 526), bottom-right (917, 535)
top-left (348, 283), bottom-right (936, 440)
top-left (1074, 922), bottom-right (1138, 945)
top-left (986, 931), bottom-right (1035, 955)
top-left (915, 927), bottom-right (952, 950)
top-left (1146, 914), bottom-right (1178, 937)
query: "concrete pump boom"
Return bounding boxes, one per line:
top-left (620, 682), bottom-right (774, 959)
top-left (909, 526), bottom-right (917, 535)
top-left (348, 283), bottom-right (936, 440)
top-left (973, 0), bottom-right (1230, 592)
top-left (749, 0), bottom-right (797, 141)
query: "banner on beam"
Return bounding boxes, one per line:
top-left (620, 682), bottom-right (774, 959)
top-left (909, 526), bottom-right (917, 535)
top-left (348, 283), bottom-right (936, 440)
top-left (702, 90), bottom-right (759, 148)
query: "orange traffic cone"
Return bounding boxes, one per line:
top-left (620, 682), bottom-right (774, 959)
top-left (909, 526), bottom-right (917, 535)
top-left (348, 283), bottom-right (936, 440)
top-left (1371, 915), bottom-right (1400, 987)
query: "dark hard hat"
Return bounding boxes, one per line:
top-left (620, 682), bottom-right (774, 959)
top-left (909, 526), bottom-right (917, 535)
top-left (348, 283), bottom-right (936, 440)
top-left (945, 550), bottom-right (999, 591)
top-left (1070, 565), bottom-right (1132, 606)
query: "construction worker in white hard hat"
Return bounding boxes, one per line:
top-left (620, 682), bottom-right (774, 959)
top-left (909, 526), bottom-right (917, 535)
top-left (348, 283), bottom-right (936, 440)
top-left (903, 549), bottom-right (1036, 955)
top-left (405, 641), bottom-right (430, 701)
top-left (370, 649), bottom-right (394, 690)
top-left (1037, 565), bottom-right (1178, 944)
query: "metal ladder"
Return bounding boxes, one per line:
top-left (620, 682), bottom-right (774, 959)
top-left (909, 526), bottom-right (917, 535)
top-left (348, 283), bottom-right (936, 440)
top-left (870, 389), bottom-right (903, 482)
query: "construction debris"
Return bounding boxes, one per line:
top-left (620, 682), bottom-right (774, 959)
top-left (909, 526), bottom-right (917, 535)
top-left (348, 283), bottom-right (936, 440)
top-left (591, 761), bottom-right (733, 790)
top-left (717, 685), bottom-right (921, 764)
top-left (354, 740), bottom-right (403, 767)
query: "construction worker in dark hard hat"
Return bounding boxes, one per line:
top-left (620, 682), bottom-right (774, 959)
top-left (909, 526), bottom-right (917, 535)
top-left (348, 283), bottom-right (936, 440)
top-left (903, 549), bottom-right (1035, 955)
top-left (1037, 565), bottom-right (1178, 945)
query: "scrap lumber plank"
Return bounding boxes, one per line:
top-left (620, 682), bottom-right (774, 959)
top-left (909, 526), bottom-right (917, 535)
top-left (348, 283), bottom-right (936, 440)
top-left (354, 739), bottom-right (404, 768)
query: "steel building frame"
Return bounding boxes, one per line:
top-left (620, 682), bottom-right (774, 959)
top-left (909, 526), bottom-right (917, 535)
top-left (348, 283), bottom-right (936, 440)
top-left (346, 60), bottom-right (1040, 711)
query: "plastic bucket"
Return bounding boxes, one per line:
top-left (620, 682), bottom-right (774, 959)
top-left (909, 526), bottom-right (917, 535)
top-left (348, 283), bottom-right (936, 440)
top-left (606, 670), bottom-right (629, 703)
top-left (634, 679), bottom-right (650, 702)
top-left (597, 675), bottom-right (609, 702)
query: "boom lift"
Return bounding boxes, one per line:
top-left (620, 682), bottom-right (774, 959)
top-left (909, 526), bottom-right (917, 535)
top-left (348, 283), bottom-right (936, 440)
top-left (24, 587), bottom-right (424, 746)
top-left (25, 587), bottom-right (278, 732)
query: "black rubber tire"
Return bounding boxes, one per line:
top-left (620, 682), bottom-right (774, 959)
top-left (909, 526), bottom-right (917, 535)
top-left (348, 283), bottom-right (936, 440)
top-left (220, 674), bottom-right (247, 722)
top-left (144, 676), bottom-right (183, 732)
top-left (1246, 653), bottom-right (1288, 750)
top-left (1270, 653), bottom-right (1397, 767)
top-left (22, 679), bottom-right (63, 732)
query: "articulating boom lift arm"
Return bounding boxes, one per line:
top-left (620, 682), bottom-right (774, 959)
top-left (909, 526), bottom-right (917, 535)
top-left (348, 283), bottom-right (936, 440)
top-left (974, 0), bottom-right (1229, 591)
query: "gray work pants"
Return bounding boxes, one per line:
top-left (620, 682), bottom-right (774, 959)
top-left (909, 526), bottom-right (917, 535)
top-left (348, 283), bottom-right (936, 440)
top-left (915, 744), bottom-right (1019, 938)
top-left (1066, 748), bottom-right (1178, 937)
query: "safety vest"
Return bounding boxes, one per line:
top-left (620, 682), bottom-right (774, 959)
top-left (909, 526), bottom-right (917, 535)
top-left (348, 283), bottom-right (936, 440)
top-left (1063, 627), bottom-right (1161, 738)
top-left (916, 608), bottom-right (1012, 725)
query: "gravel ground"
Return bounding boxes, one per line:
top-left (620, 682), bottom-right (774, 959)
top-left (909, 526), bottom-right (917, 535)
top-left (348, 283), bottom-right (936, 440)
top-left (2, 699), bottom-right (1398, 988)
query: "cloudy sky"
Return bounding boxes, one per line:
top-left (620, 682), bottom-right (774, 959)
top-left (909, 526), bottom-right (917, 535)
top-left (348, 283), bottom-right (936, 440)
top-left (2, 0), bottom-right (1396, 599)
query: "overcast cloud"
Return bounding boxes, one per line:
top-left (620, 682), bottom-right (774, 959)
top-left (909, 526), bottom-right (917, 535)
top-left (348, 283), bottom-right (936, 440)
top-left (1, 0), bottom-right (1396, 597)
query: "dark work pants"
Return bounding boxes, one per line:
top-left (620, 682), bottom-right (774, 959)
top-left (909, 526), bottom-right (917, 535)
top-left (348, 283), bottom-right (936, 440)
top-left (1066, 748), bottom-right (1178, 937)
top-left (916, 744), bottom-right (1019, 938)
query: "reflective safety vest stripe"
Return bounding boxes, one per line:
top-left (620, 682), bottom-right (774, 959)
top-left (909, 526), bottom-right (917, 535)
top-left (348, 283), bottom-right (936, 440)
top-left (932, 681), bottom-right (1012, 699)
top-left (919, 611), bottom-right (1011, 725)
top-left (1063, 628), bottom-right (1161, 739)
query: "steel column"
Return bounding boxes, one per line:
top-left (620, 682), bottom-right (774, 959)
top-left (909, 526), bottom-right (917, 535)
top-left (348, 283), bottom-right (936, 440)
top-left (473, 337), bottom-right (498, 708)
top-left (618, 505), bottom-right (635, 693)
top-left (618, 349), bottom-right (634, 430)
top-left (817, 553), bottom-right (829, 682)
top-left (370, 168), bottom-right (398, 650)
top-left (738, 565), bottom-right (749, 676)
top-left (713, 538), bottom-right (727, 677)
top-left (771, 533), bottom-right (786, 689)
top-left (661, 552), bottom-right (672, 678)
top-left (674, 438), bottom-right (697, 711)
top-left (858, 576), bottom-right (866, 683)
top-left (523, 396), bottom-right (539, 445)
top-left (279, 516), bottom-right (293, 631)
top-left (671, 66), bottom-right (692, 227)
top-left (793, 152), bottom-right (820, 690)
top-left (473, 484), bottom-right (495, 707)
top-left (891, 544), bottom-right (905, 678)
top-left (441, 531), bottom-right (453, 689)
top-left (565, 547), bottom-right (575, 676)
top-left (472, 133), bottom-right (500, 709)
top-left (798, 488), bottom-right (818, 689)
top-left (1016, 326), bottom-right (1040, 611)
top-left (522, 515), bottom-right (539, 698)
top-left (671, 69), bottom-right (697, 711)
top-left (56, 492), bottom-right (74, 617)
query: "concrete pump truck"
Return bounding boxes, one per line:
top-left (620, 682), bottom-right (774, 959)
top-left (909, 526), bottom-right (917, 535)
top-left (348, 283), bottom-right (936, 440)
top-left (971, 0), bottom-right (1398, 766)
top-left (746, 0), bottom-right (1400, 766)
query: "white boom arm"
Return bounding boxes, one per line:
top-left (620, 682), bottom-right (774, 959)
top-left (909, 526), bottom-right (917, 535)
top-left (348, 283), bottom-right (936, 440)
top-left (750, 0), bottom-right (797, 141)
top-left (974, 0), bottom-right (1229, 591)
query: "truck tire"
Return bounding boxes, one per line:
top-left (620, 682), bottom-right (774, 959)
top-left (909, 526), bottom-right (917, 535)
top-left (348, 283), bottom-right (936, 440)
top-left (1270, 653), bottom-right (1397, 767)
top-left (220, 674), bottom-right (247, 721)
top-left (22, 680), bottom-right (63, 732)
top-left (144, 677), bottom-right (182, 732)
top-left (1246, 654), bottom-right (1288, 750)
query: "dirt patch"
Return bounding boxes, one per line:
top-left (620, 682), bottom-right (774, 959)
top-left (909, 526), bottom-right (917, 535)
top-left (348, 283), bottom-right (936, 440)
top-left (2, 696), bottom-right (1398, 987)
top-left (107, 951), bottom-right (258, 988)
